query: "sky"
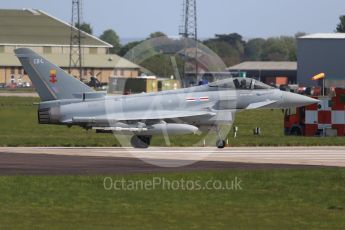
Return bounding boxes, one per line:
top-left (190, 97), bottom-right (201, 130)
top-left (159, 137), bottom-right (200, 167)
top-left (2, 0), bottom-right (345, 41)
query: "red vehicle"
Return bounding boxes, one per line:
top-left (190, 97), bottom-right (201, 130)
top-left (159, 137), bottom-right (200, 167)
top-left (284, 88), bottom-right (345, 136)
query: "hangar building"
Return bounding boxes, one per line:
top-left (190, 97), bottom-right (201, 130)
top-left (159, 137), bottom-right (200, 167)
top-left (227, 61), bottom-right (297, 86)
top-left (0, 9), bottom-right (140, 86)
top-left (298, 33), bottom-right (345, 88)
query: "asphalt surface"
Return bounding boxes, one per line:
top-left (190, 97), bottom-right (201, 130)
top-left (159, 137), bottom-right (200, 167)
top-left (0, 147), bottom-right (344, 175)
top-left (0, 152), bottom-right (313, 176)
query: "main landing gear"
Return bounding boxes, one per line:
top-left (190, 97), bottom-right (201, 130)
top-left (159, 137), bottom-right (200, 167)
top-left (130, 135), bottom-right (151, 149)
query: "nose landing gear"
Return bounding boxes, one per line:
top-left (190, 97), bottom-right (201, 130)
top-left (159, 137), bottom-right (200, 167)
top-left (216, 126), bottom-right (226, 149)
top-left (216, 139), bottom-right (226, 149)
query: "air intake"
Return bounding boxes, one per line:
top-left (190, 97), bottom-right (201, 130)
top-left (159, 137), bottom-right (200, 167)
top-left (38, 108), bottom-right (50, 124)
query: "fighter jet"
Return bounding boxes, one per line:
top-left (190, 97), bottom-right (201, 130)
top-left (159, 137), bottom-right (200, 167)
top-left (15, 48), bottom-right (318, 148)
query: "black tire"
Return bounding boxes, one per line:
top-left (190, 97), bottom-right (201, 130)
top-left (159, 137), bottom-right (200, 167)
top-left (216, 140), bottom-right (226, 149)
top-left (130, 135), bottom-right (151, 149)
top-left (290, 127), bottom-right (302, 136)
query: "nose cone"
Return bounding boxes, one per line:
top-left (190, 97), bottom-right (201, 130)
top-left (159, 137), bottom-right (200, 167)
top-left (282, 91), bottom-right (319, 108)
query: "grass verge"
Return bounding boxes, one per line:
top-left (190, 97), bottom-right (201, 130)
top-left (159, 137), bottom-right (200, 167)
top-left (0, 96), bottom-right (344, 147)
top-left (0, 169), bottom-right (344, 229)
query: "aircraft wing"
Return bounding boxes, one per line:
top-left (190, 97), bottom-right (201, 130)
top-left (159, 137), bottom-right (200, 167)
top-left (70, 110), bottom-right (216, 124)
top-left (246, 100), bottom-right (277, 110)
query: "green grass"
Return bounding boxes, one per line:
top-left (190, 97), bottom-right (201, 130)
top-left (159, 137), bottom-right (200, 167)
top-left (0, 96), bottom-right (344, 147)
top-left (231, 109), bottom-right (345, 146)
top-left (1, 97), bottom-right (345, 229)
top-left (0, 88), bottom-right (36, 93)
top-left (0, 169), bottom-right (344, 229)
top-left (0, 97), bottom-right (120, 147)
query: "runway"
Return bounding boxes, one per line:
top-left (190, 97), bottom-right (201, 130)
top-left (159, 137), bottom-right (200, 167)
top-left (0, 147), bottom-right (344, 175)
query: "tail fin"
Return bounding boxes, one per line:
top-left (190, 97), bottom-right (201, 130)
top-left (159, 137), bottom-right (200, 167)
top-left (14, 48), bottom-right (93, 101)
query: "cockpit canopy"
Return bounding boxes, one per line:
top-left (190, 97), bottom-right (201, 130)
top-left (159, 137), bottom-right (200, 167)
top-left (208, 78), bottom-right (273, 90)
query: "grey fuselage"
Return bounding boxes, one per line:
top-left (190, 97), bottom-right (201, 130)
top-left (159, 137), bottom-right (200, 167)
top-left (15, 48), bottom-right (319, 139)
top-left (38, 78), bottom-right (299, 136)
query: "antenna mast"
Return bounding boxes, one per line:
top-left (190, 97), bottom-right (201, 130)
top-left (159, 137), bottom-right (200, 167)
top-left (179, 0), bottom-right (199, 85)
top-left (69, 0), bottom-right (83, 81)
top-left (179, 0), bottom-right (198, 40)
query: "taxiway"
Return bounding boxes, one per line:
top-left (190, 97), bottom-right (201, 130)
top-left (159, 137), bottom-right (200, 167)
top-left (0, 147), bottom-right (343, 175)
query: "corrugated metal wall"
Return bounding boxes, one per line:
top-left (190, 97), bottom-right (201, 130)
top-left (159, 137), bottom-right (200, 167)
top-left (298, 38), bottom-right (345, 87)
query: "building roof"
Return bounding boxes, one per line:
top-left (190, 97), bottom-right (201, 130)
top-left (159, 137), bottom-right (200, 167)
top-left (228, 61), bottom-right (297, 71)
top-left (299, 33), bottom-right (345, 39)
top-left (0, 53), bottom-right (140, 69)
top-left (0, 9), bottom-right (111, 47)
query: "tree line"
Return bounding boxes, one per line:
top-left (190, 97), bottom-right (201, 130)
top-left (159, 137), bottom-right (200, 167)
top-left (77, 22), bottom-right (300, 67)
top-left (76, 15), bottom-right (345, 72)
top-left (203, 33), bottom-right (303, 66)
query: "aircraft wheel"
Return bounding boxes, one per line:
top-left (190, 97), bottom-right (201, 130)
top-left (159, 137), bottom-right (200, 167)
top-left (216, 140), bottom-right (226, 149)
top-left (131, 135), bottom-right (151, 149)
top-left (290, 127), bottom-right (302, 136)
